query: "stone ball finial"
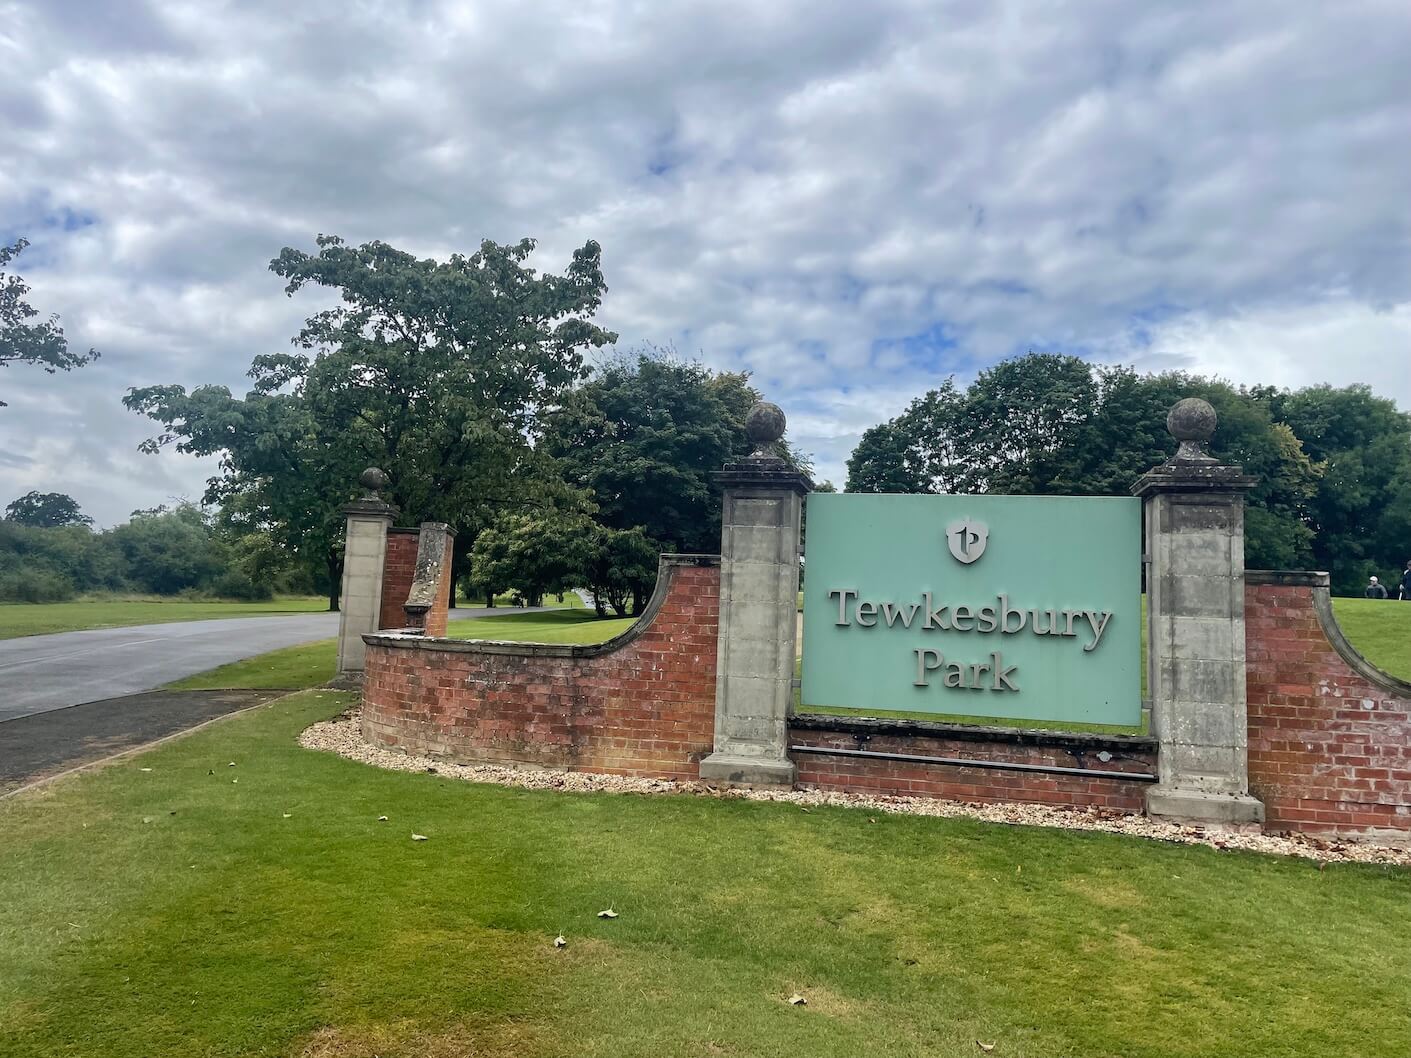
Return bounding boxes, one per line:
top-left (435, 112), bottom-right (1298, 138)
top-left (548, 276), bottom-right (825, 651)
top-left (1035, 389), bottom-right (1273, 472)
top-left (359, 466), bottom-right (390, 497)
top-left (1167, 398), bottom-right (1217, 463)
top-left (745, 401), bottom-right (787, 457)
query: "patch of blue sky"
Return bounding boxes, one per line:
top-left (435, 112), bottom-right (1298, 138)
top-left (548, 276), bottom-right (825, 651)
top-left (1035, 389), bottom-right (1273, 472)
top-left (642, 124), bottom-right (686, 179)
top-left (869, 321), bottom-right (960, 373)
top-left (968, 277), bottom-right (1035, 299)
top-left (825, 273), bottom-right (867, 305)
top-left (47, 206), bottom-right (98, 232)
top-left (1124, 301), bottom-right (1187, 349)
top-left (0, 204), bottom-right (98, 267)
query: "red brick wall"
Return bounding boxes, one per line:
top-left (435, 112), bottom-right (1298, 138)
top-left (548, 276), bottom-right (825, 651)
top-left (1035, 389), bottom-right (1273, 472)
top-left (379, 529), bottom-right (420, 631)
top-left (422, 540), bottom-right (453, 638)
top-left (791, 723), bottom-right (1156, 811)
top-left (1247, 574), bottom-right (1411, 838)
top-left (362, 557), bottom-right (720, 780)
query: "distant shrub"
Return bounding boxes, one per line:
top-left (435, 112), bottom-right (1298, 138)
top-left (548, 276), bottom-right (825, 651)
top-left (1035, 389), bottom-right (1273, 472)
top-left (0, 570), bottom-right (77, 603)
top-left (209, 569), bottom-right (274, 602)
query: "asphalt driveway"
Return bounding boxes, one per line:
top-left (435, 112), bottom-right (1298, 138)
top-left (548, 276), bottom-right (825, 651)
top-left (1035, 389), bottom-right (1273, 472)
top-left (0, 688), bottom-right (290, 794)
top-left (0, 613), bottom-right (342, 722)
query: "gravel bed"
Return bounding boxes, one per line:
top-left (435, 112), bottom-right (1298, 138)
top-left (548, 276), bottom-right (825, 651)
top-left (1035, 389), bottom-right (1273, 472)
top-left (299, 718), bottom-right (1411, 868)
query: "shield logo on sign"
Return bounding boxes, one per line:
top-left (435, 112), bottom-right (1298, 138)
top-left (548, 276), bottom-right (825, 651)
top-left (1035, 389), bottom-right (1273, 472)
top-left (946, 518), bottom-right (988, 564)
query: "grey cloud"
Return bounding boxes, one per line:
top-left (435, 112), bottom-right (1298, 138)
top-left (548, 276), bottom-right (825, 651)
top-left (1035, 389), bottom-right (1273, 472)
top-left (1, 0), bottom-right (1407, 518)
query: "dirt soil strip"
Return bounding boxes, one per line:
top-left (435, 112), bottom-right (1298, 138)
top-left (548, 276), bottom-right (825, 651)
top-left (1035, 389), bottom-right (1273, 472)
top-left (0, 689), bottom-right (288, 794)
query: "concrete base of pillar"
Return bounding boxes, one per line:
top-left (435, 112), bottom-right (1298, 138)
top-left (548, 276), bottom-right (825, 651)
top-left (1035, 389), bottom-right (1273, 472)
top-left (1146, 785), bottom-right (1265, 827)
top-left (699, 753), bottom-right (797, 789)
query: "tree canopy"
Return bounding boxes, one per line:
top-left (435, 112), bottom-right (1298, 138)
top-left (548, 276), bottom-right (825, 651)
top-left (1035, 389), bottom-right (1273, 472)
top-left (125, 234), bottom-right (616, 608)
top-left (0, 502), bottom-right (277, 603)
top-left (4, 490), bottom-right (93, 528)
top-left (0, 239), bottom-right (99, 406)
top-left (539, 351), bottom-right (807, 555)
top-left (844, 353), bottom-right (1410, 591)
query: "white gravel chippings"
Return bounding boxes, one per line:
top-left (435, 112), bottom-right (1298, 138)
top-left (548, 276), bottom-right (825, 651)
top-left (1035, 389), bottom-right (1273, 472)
top-left (298, 718), bottom-right (1411, 868)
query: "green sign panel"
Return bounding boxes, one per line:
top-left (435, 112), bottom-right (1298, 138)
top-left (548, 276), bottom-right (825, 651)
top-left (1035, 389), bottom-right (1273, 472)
top-left (801, 493), bottom-right (1141, 726)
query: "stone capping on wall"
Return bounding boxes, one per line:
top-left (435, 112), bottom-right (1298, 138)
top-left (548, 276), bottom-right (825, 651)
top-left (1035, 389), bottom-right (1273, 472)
top-left (789, 711), bottom-right (1157, 756)
top-left (362, 554), bottom-right (721, 658)
top-left (1246, 569), bottom-right (1411, 698)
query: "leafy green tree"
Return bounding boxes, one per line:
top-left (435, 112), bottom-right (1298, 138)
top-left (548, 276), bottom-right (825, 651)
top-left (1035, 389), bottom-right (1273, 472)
top-left (1, 239), bottom-right (98, 406)
top-left (844, 353), bottom-right (1324, 571)
top-left (108, 504), bottom-right (224, 595)
top-left (124, 378), bottom-right (351, 606)
top-left (468, 511), bottom-right (591, 608)
top-left (540, 351), bottom-right (807, 555)
top-left (956, 354), bottom-right (1099, 493)
top-left (846, 381), bottom-right (969, 494)
top-left (126, 234), bottom-right (615, 608)
top-left (1258, 384), bottom-right (1411, 593)
top-left (583, 525), bottom-right (659, 616)
top-left (4, 491), bottom-right (93, 528)
top-left (0, 520), bottom-right (125, 601)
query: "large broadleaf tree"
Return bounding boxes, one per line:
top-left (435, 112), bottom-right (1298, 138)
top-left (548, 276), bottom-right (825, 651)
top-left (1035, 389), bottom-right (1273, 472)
top-left (125, 235), bottom-right (616, 608)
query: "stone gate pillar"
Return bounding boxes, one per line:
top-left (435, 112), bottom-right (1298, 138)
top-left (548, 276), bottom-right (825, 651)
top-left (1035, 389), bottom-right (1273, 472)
top-left (1134, 399), bottom-right (1263, 825)
top-left (336, 468), bottom-right (398, 681)
top-left (700, 402), bottom-right (812, 788)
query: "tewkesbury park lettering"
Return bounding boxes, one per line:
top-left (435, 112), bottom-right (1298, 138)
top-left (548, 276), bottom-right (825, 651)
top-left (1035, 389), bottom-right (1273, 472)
top-left (827, 588), bottom-right (1115, 694)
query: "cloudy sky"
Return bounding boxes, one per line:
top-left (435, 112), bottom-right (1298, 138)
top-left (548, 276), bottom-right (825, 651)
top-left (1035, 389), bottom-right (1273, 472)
top-left (2, 0), bottom-right (1408, 526)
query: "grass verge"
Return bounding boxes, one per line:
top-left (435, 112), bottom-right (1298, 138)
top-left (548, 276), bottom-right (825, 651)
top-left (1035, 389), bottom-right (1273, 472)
top-left (1329, 596), bottom-right (1411, 682)
top-left (1, 690), bottom-right (1408, 1058)
top-left (0, 597), bottom-right (329, 640)
top-left (445, 608), bottom-right (634, 644)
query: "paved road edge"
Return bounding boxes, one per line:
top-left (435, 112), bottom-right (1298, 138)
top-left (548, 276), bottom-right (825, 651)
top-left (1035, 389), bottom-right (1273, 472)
top-left (0, 686), bottom-right (353, 802)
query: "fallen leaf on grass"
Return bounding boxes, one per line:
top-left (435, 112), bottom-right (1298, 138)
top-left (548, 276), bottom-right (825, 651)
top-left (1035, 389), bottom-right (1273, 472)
top-left (976, 1042), bottom-right (995, 1052)
top-left (597, 908), bottom-right (619, 919)
top-left (412, 833), bottom-right (428, 841)
top-left (553, 935), bottom-right (567, 949)
top-left (788, 994), bottom-right (807, 1006)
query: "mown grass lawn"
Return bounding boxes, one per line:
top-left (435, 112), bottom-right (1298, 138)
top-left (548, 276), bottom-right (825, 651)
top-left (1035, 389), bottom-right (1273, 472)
top-left (1, 690), bottom-right (1408, 1058)
top-left (0, 597), bottom-right (329, 640)
top-left (167, 610), bottom-right (634, 691)
top-left (1329, 596), bottom-right (1411, 682)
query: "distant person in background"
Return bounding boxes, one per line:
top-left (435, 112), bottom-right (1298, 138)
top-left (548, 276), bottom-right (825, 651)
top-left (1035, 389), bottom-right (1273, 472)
top-left (1400, 560), bottom-right (1411, 600)
top-left (1365, 576), bottom-right (1389, 599)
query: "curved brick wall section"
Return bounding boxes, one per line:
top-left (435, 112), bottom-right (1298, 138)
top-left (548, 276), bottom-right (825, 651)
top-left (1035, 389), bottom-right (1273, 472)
top-left (791, 717), bottom-right (1156, 811)
top-left (379, 529), bottom-right (421, 631)
top-left (361, 556), bottom-right (720, 780)
top-left (1246, 572), bottom-right (1411, 838)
